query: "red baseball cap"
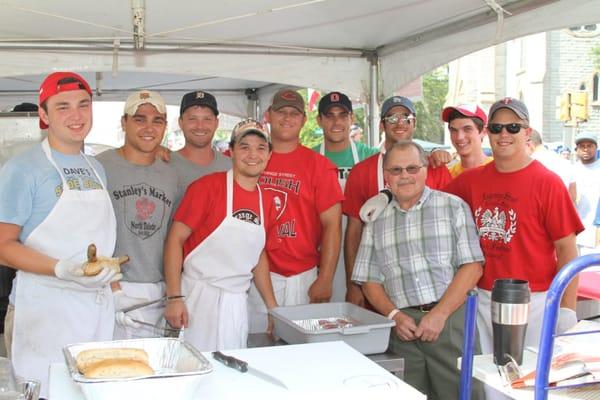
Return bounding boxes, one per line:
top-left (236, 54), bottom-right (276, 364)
top-left (441, 104), bottom-right (488, 126)
top-left (38, 72), bottom-right (93, 129)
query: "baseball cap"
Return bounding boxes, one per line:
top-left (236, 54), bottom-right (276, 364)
top-left (180, 90), bottom-right (219, 116)
top-left (38, 71), bottom-right (93, 129)
top-left (380, 96), bottom-right (416, 118)
top-left (575, 131), bottom-right (597, 145)
top-left (230, 118), bottom-right (270, 144)
top-left (318, 91), bottom-right (353, 114)
top-left (123, 90), bottom-right (167, 116)
top-left (271, 89), bottom-right (305, 113)
top-left (441, 104), bottom-right (488, 125)
top-left (489, 97), bottom-right (529, 121)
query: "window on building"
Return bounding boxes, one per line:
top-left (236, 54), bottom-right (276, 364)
top-left (593, 73), bottom-right (599, 103)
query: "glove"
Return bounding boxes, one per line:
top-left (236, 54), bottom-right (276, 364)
top-left (55, 259), bottom-right (121, 288)
top-left (556, 307), bottom-right (578, 334)
top-left (359, 190), bottom-right (392, 223)
top-left (113, 290), bottom-right (147, 312)
top-left (115, 311), bottom-right (142, 329)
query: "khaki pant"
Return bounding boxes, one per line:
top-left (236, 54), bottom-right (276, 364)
top-left (388, 304), bottom-right (484, 400)
top-left (4, 303), bottom-right (13, 359)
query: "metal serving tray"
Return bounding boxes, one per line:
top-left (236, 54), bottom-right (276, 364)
top-left (63, 338), bottom-right (212, 400)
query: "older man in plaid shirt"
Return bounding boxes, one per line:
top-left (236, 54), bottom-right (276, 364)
top-left (352, 140), bottom-right (484, 400)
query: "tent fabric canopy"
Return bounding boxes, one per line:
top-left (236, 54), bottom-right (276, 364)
top-left (0, 0), bottom-right (599, 116)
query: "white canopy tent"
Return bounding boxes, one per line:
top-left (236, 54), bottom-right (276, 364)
top-left (1, 0), bottom-right (599, 138)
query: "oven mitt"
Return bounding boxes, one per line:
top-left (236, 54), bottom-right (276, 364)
top-left (359, 190), bottom-right (392, 223)
top-left (115, 311), bottom-right (142, 329)
top-left (55, 259), bottom-right (121, 288)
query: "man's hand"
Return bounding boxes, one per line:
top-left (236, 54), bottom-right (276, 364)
top-left (112, 290), bottom-right (146, 312)
top-left (392, 311), bottom-right (418, 341)
top-left (428, 149), bottom-right (452, 168)
top-left (414, 309), bottom-right (447, 342)
top-left (155, 146), bottom-right (171, 162)
top-left (308, 276), bottom-right (332, 303)
top-left (115, 311), bottom-right (141, 329)
top-left (55, 259), bottom-right (121, 288)
top-left (359, 191), bottom-right (391, 223)
top-left (345, 283), bottom-right (365, 307)
top-left (164, 299), bottom-right (188, 329)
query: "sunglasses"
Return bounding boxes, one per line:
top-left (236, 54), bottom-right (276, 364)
top-left (383, 113), bottom-right (415, 125)
top-left (488, 123), bottom-right (528, 134)
top-left (385, 165), bottom-right (424, 175)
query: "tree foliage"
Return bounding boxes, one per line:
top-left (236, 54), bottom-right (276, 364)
top-left (413, 67), bottom-right (449, 144)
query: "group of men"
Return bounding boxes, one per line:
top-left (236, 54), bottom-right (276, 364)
top-left (0, 69), bottom-right (597, 399)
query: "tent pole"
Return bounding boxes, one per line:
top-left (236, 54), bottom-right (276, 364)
top-left (367, 51), bottom-right (379, 147)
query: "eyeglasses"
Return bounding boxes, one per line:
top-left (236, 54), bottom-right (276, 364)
top-left (383, 113), bottom-right (415, 125)
top-left (488, 123), bottom-right (528, 134)
top-left (385, 165), bottom-right (424, 175)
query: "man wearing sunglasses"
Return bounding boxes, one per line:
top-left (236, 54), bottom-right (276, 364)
top-left (352, 140), bottom-right (484, 399)
top-left (343, 96), bottom-right (451, 307)
top-left (445, 97), bottom-right (583, 368)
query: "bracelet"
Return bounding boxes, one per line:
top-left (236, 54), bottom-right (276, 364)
top-left (387, 309), bottom-right (400, 320)
top-left (166, 295), bottom-right (185, 301)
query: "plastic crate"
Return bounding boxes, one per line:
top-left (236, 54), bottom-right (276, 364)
top-left (269, 302), bottom-right (395, 355)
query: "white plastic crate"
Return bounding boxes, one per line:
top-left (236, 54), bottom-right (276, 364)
top-left (269, 302), bottom-right (395, 355)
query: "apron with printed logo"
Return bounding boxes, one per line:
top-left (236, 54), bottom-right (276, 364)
top-left (181, 170), bottom-right (265, 351)
top-left (12, 139), bottom-right (116, 398)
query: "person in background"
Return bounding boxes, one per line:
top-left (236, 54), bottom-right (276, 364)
top-left (573, 132), bottom-right (600, 256)
top-left (343, 95), bottom-right (451, 307)
top-left (353, 141), bottom-right (484, 400)
top-left (0, 72), bottom-right (120, 397)
top-left (311, 91), bottom-right (378, 302)
top-left (247, 89), bottom-right (343, 333)
top-left (164, 119), bottom-right (278, 351)
top-left (350, 124), bottom-right (364, 143)
top-left (170, 90), bottom-right (231, 194)
top-left (96, 90), bottom-right (182, 339)
top-left (441, 104), bottom-right (493, 178)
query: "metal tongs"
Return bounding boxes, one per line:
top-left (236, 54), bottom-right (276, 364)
top-left (496, 354), bottom-right (523, 386)
top-left (121, 296), bottom-right (185, 339)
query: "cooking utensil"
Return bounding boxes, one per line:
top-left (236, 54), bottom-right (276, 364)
top-left (121, 296), bottom-right (167, 314)
top-left (129, 319), bottom-right (182, 338)
top-left (212, 351), bottom-right (288, 389)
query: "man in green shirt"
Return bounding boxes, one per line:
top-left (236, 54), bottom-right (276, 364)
top-left (311, 91), bottom-right (379, 302)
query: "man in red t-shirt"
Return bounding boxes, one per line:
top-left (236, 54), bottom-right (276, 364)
top-left (163, 119), bottom-right (278, 351)
top-left (445, 98), bottom-right (584, 359)
top-left (343, 96), bottom-right (452, 306)
top-left (247, 89), bottom-right (344, 334)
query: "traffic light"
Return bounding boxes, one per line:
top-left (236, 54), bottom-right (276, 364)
top-left (556, 92), bottom-right (571, 122)
top-left (571, 91), bottom-right (589, 121)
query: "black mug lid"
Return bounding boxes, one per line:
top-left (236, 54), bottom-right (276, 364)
top-left (491, 279), bottom-right (530, 303)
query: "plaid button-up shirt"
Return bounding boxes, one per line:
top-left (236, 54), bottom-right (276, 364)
top-left (352, 187), bottom-right (484, 309)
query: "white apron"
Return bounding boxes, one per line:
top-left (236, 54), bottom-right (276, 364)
top-left (182, 170), bottom-right (265, 352)
top-left (12, 139), bottom-right (116, 398)
top-left (113, 281), bottom-right (166, 340)
top-left (320, 141), bottom-right (360, 302)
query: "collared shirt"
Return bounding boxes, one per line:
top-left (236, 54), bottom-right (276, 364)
top-left (352, 187), bottom-right (484, 309)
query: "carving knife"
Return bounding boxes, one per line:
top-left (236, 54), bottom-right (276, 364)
top-left (212, 351), bottom-right (288, 389)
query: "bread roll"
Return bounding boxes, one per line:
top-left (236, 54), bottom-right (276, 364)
top-left (76, 348), bottom-right (149, 373)
top-left (83, 359), bottom-right (154, 378)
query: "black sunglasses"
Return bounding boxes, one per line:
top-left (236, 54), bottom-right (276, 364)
top-left (488, 123), bottom-right (528, 134)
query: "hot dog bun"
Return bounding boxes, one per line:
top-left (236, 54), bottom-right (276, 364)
top-left (83, 255), bottom-right (129, 276)
top-left (83, 359), bottom-right (154, 379)
top-left (76, 348), bottom-right (149, 373)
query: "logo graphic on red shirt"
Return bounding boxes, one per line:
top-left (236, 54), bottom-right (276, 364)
top-left (232, 209), bottom-right (260, 225)
top-left (474, 206), bottom-right (517, 244)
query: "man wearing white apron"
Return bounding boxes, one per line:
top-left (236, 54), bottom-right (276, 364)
top-left (312, 91), bottom-right (379, 302)
top-left (164, 120), bottom-right (278, 351)
top-left (246, 90), bottom-right (343, 334)
top-left (344, 96), bottom-right (452, 307)
top-left (97, 90), bottom-right (182, 339)
top-left (0, 72), bottom-right (119, 398)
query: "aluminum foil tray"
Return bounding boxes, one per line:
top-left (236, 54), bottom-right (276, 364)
top-left (63, 338), bottom-right (212, 400)
top-left (292, 316), bottom-right (359, 332)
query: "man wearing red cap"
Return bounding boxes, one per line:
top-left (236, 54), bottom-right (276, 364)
top-left (0, 72), bottom-right (120, 397)
top-left (441, 104), bottom-right (493, 178)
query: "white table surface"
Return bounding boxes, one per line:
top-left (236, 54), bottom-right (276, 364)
top-left (49, 340), bottom-right (426, 400)
top-left (468, 350), bottom-right (600, 399)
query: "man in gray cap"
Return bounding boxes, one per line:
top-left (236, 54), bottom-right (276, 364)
top-left (170, 90), bottom-right (231, 194)
top-left (573, 131), bottom-right (600, 255)
top-left (445, 98), bottom-right (583, 385)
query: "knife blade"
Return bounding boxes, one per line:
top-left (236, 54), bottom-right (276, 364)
top-left (212, 351), bottom-right (288, 389)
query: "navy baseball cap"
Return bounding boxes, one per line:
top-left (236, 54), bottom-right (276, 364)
top-left (180, 90), bottom-right (219, 116)
top-left (380, 96), bottom-right (416, 118)
top-left (318, 91), bottom-right (353, 114)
